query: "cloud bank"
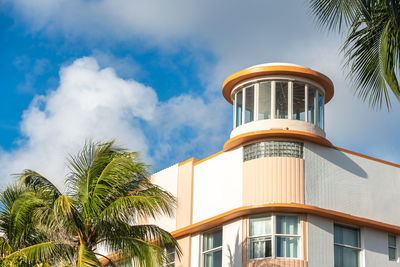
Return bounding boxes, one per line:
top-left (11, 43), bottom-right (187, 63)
top-left (0, 57), bottom-right (228, 187)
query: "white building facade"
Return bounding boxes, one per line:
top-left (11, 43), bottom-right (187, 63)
top-left (114, 63), bottom-right (400, 267)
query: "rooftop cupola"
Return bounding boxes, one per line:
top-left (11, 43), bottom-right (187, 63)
top-left (222, 63), bottom-right (334, 151)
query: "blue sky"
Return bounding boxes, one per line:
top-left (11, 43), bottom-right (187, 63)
top-left (1, 0), bottom-right (400, 187)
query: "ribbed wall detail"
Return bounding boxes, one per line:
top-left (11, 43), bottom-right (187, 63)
top-left (243, 157), bottom-right (304, 205)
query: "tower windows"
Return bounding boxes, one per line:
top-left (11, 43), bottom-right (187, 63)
top-left (233, 79), bottom-right (324, 129)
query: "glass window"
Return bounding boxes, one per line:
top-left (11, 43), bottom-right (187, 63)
top-left (245, 86), bottom-right (255, 123)
top-left (293, 82), bottom-right (305, 121)
top-left (276, 216), bottom-right (300, 258)
top-left (258, 81), bottom-right (272, 120)
top-left (249, 215), bottom-right (272, 259)
top-left (235, 91), bottom-right (243, 127)
top-left (203, 229), bottom-right (222, 267)
top-left (275, 81), bottom-right (288, 119)
top-left (307, 86), bottom-right (317, 124)
top-left (318, 92), bottom-right (324, 129)
top-left (334, 224), bottom-right (360, 267)
top-left (249, 214), bottom-right (300, 260)
top-left (389, 234), bottom-right (396, 261)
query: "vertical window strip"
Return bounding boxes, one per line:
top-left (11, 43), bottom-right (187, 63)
top-left (389, 234), bottom-right (397, 261)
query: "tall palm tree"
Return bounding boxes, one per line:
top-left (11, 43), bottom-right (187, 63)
top-left (0, 141), bottom-right (179, 266)
top-left (309, 0), bottom-right (400, 110)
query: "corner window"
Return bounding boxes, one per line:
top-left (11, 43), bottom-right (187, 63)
top-left (307, 85), bottom-right (317, 124)
top-left (258, 81), bottom-right (272, 120)
top-left (389, 234), bottom-right (396, 261)
top-left (275, 81), bottom-right (288, 119)
top-left (245, 85), bottom-right (255, 123)
top-left (293, 82), bottom-right (306, 121)
top-left (235, 91), bottom-right (243, 127)
top-left (317, 92), bottom-right (324, 129)
top-left (248, 214), bottom-right (301, 260)
top-left (334, 224), bottom-right (360, 267)
top-left (202, 229), bottom-right (222, 267)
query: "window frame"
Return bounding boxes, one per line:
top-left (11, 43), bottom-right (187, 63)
top-left (201, 227), bottom-right (223, 267)
top-left (247, 213), bottom-right (302, 261)
top-left (389, 234), bottom-right (397, 261)
top-left (232, 76), bottom-right (325, 129)
top-left (333, 224), bottom-right (361, 267)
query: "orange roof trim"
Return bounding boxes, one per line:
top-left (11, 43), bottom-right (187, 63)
top-left (171, 203), bottom-right (400, 239)
top-left (222, 64), bottom-right (334, 104)
top-left (223, 130), bottom-right (333, 151)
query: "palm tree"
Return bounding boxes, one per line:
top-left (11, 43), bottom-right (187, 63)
top-left (309, 0), bottom-right (400, 110)
top-left (0, 141), bottom-right (179, 266)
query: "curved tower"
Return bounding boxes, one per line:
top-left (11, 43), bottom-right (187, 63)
top-left (222, 63), bottom-right (334, 151)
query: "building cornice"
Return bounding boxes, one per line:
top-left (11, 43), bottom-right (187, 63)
top-left (223, 129), bottom-right (332, 151)
top-left (171, 203), bottom-right (400, 239)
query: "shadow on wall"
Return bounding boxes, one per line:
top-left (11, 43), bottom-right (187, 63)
top-left (227, 230), bottom-right (241, 267)
top-left (312, 146), bottom-right (368, 179)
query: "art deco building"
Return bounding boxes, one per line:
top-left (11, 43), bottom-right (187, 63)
top-left (106, 63), bottom-right (400, 267)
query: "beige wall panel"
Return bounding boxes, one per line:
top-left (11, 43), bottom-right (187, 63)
top-left (175, 236), bottom-right (191, 267)
top-left (176, 160), bottom-right (197, 229)
top-left (243, 157), bottom-right (304, 205)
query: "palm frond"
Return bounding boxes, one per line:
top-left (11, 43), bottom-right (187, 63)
top-left (17, 170), bottom-right (61, 198)
top-left (3, 241), bottom-right (73, 265)
top-left (77, 243), bottom-right (100, 267)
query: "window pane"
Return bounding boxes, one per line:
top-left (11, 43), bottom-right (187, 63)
top-left (245, 86), bottom-right (254, 123)
top-left (293, 82), bottom-right (305, 121)
top-left (307, 86), bottom-right (316, 124)
top-left (235, 91), bottom-right (243, 127)
top-left (250, 237), bottom-right (272, 259)
top-left (276, 237), bottom-right (299, 258)
top-left (334, 245), bottom-right (359, 267)
top-left (276, 216), bottom-right (299, 235)
top-left (389, 247), bottom-right (396, 261)
top-left (204, 250), bottom-right (222, 267)
top-left (334, 225), bottom-right (360, 248)
top-left (249, 216), bottom-right (272, 236)
top-left (275, 81), bottom-right (288, 119)
top-left (203, 230), bottom-right (222, 251)
top-left (259, 82), bottom-right (272, 120)
top-left (389, 234), bottom-right (396, 247)
top-left (318, 92), bottom-right (324, 129)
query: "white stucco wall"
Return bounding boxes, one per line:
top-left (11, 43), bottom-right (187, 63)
top-left (192, 148), bottom-right (243, 223)
top-left (363, 228), bottom-right (400, 267)
top-left (190, 234), bottom-right (201, 267)
top-left (304, 142), bottom-right (400, 226)
top-left (147, 164), bottom-right (179, 232)
top-left (307, 215), bottom-right (334, 267)
top-left (222, 219), bottom-right (242, 267)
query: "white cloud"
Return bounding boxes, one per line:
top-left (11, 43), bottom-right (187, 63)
top-left (0, 57), bottom-right (226, 187)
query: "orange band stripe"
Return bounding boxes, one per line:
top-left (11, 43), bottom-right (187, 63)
top-left (171, 203), bottom-right (400, 239)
